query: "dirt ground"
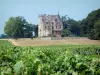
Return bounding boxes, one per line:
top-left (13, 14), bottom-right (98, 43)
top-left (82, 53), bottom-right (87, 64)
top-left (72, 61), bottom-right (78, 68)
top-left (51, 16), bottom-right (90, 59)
top-left (8, 38), bottom-right (100, 46)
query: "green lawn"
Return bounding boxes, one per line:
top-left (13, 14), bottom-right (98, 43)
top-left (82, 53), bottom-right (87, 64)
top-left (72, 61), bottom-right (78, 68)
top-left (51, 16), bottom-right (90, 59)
top-left (0, 40), bottom-right (13, 46)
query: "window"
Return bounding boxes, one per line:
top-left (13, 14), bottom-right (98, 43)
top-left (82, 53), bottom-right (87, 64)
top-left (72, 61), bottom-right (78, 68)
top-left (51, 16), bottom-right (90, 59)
top-left (52, 26), bottom-right (54, 29)
top-left (55, 19), bottom-right (57, 22)
top-left (56, 31), bottom-right (58, 35)
top-left (48, 26), bottom-right (50, 30)
top-left (52, 31), bottom-right (54, 34)
top-left (59, 25), bottom-right (61, 29)
top-left (56, 26), bottom-right (57, 29)
top-left (58, 31), bottom-right (59, 35)
top-left (46, 22), bottom-right (49, 24)
top-left (52, 22), bottom-right (54, 25)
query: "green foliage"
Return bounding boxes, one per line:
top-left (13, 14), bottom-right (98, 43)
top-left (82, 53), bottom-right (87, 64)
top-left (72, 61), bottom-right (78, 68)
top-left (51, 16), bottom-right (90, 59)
top-left (94, 20), bottom-right (100, 39)
top-left (4, 17), bottom-right (15, 37)
top-left (61, 29), bottom-right (72, 37)
top-left (61, 15), bottom-right (68, 29)
top-left (79, 19), bottom-right (88, 36)
top-left (13, 60), bottom-right (24, 74)
top-left (68, 19), bottom-right (80, 36)
top-left (24, 23), bottom-right (33, 38)
top-left (60, 8), bottom-right (100, 39)
top-left (32, 25), bottom-right (38, 37)
top-left (61, 16), bottom-right (80, 36)
top-left (4, 16), bottom-right (25, 39)
top-left (0, 40), bottom-right (13, 46)
top-left (4, 16), bottom-right (34, 39)
top-left (86, 8), bottom-right (100, 31)
top-left (0, 34), bottom-right (8, 39)
top-left (0, 45), bottom-right (100, 75)
top-left (84, 8), bottom-right (100, 39)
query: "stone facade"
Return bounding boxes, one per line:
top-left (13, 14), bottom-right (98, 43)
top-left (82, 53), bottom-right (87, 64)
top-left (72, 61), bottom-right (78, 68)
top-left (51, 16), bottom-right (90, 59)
top-left (38, 14), bottom-right (63, 37)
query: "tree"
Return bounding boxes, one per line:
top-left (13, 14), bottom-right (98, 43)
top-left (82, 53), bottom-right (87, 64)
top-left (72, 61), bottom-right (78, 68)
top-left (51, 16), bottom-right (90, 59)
top-left (24, 23), bottom-right (33, 38)
top-left (61, 15), bottom-right (81, 36)
top-left (67, 19), bottom-right (80, 36)
top-left (61, 29), bottom-right (72, 37)
top-left (86, 9), bottom-right (100, 31)
top-left (85, 8), bottom-right (100, 39)
top-left (4, 16), bottom-right (27, 39)
top-left (88, 29), bottom-right (95, 39)
top-left (32, 25), bottom-right (38, 37)
top-left (94, 20), bottom-right (100, 39)
top-left (4, 17), bottom-right (15, 37)
top-left (79, 19), bottom-right (88, 36)
top-left (0, 34), bottom-right (7, 38)
top-left (77, 8), bottom-right (100, 39)
top-left (61, 15), bottom-right (69, 29)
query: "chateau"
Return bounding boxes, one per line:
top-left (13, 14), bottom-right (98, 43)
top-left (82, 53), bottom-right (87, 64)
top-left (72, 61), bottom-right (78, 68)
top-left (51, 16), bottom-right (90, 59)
top-left (38, 14), bottom-right (63, 38)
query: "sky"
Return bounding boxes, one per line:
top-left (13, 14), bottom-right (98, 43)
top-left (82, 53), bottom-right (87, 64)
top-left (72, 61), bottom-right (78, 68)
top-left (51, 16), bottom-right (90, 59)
top-left (0, 0), bottom-right (100, 34)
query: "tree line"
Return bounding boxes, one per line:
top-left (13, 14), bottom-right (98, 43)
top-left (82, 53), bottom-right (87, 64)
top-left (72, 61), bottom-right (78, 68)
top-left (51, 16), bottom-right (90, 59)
top-left (4, 16), bottom-right (38, 39)
top-left (61, 8), bottom-right (100, 40)
top-left (3, 8), bottom-right (100, 40)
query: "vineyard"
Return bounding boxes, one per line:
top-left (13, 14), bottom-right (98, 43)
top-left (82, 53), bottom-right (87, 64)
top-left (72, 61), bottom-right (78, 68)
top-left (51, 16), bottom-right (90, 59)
top-left (0, 40), bottom-right (13, 46)
top-left (0, 45), bottom-right (100, 75)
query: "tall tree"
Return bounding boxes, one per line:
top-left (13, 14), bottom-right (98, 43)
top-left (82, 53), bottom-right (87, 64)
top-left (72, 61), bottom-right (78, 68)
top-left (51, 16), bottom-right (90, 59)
top-left (61, 16), bottom-right (80, 36)
top-left (61, 15), bottom-right (69, 29)
top-left (24, 23), bottom-right (33, 38)
top-left (94, 20), bottom-right (100, 39)
top-left (79, 19), bottom-right (88, 36)
top-left (67, 19), bottom-right (80, 36)
top-left (84, 8), bottom-right (100, 39)
top-left (4, 16), bottom-right (27, 39)
top-left (86, 8), bottom-right (100, 31)
top-left (4, 17), bottom-right (15, 37)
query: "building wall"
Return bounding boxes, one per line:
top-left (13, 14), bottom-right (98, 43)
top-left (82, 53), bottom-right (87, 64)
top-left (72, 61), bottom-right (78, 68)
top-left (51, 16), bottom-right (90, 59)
top-left (38, 14), bottom-right (63, 37)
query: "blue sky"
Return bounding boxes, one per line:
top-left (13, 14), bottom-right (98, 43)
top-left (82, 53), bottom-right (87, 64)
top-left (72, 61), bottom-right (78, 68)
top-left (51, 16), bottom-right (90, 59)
top-left (0, 0), bottom-right (100, 34)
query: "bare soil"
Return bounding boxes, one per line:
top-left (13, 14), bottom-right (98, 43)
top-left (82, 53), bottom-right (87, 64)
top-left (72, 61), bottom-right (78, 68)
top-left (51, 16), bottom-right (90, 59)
top-left (9, 38), bottom-right (100, 46)
top-left (8, 39), bottom-right (19, 46)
